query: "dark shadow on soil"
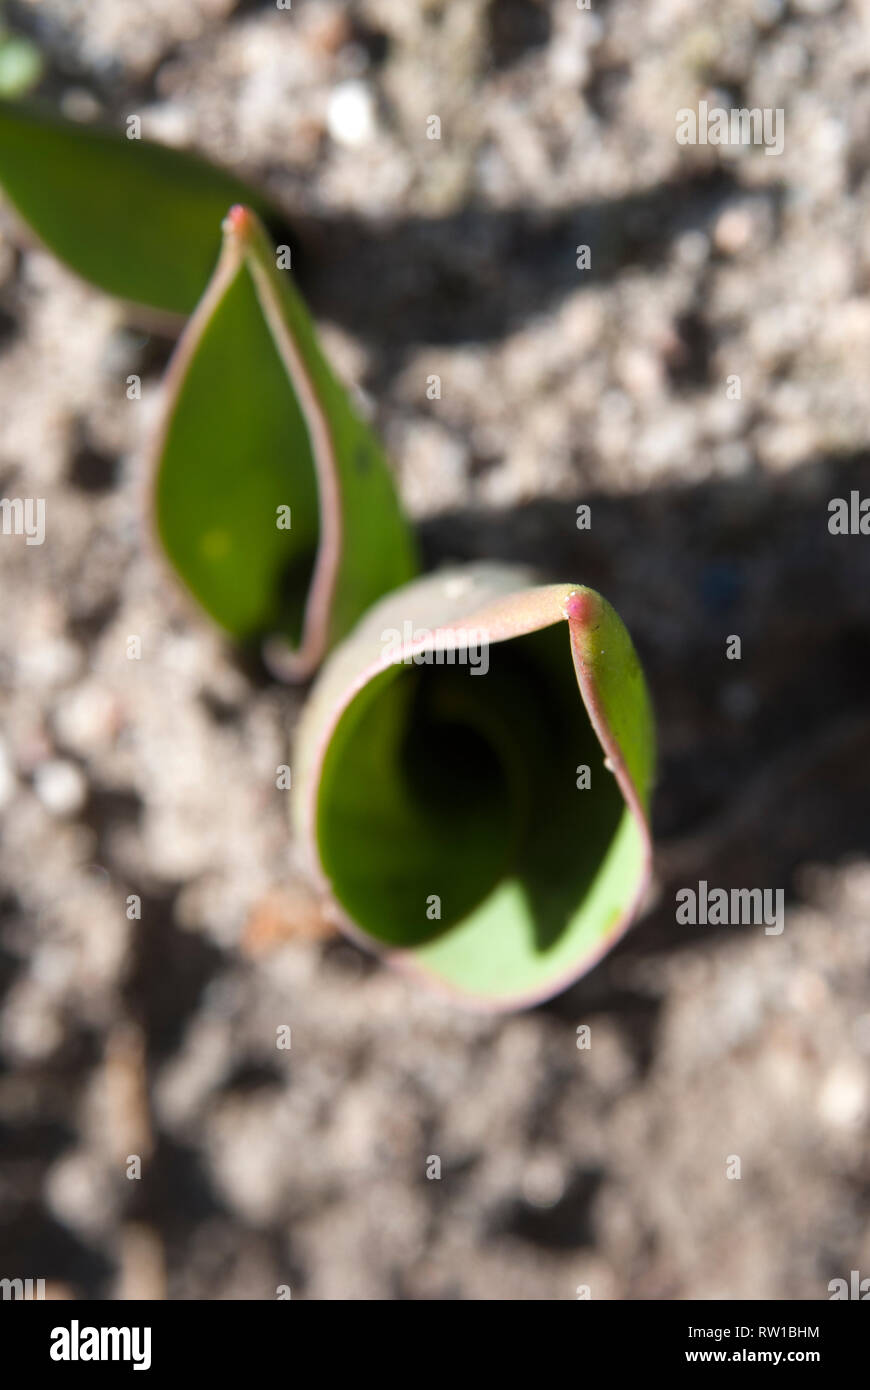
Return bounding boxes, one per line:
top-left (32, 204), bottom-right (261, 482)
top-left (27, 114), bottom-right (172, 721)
top-left (290, 172), bottom-right (780, 365)
top-left (490, 1166), bottom-right (605, 1249)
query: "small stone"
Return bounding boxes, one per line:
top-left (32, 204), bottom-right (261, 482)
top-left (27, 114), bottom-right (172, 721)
top-left (1, 979), bottom-right (65, 1059)
top-left (33, 759), bottom-right (88, 817)
top-left (327, 81), bottom-right (376, 148)
top-left (45, 1151), bottom-right (115, 1239)
top-left (18, 638), bottom-right (83, 690)
top-left (713, 207), bottom-right (754, 256)
top-left (53, 682), bottom-right (119, 756)
top-left (817, 1062), bottom-right (866, 1129)
top-left (522, 1154), bottom-right (566, 1208)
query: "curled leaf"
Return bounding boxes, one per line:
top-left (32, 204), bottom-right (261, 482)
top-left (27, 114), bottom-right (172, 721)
top-left (293, 563), bottom-right (656, 1008)
top-left (150, 206), bottom-right (418, 679)
top-left (0, 99), bottom-right (280, 314)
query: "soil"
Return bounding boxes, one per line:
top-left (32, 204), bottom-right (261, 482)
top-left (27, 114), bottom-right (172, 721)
top-left (1, 0), bottom-right (869, 1299)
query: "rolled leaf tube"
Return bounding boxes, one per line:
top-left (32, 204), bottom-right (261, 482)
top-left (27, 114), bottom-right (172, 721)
top-left (294, 563), bottom-right (656, 1008)
top-left (150, 207), bottom-right (418, 679)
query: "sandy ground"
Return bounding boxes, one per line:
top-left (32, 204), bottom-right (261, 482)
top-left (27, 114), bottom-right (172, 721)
top-left (1, 0), bottom-right (869, 1299)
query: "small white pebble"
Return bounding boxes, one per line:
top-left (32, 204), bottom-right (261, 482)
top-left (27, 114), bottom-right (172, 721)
top-left (53, 682), bottom-right (118, 756)
top-left (17, 637), bottom-right (83, 689)
top-left (327, 81), bottom-right (376, 148)
top-left (1, 979), bottom-right (65, 1060)
top-left (33, 759), bottom-right (88, 817)
top-left (522, 1155), bottom-right (566, 1209)
top-left (45, 1151), bottom-right (114, 1239)
top-left (817, 1062), bottom-right (867, 1129)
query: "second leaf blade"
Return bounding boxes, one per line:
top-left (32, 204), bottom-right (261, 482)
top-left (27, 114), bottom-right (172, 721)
top-left (152, 206), bottom-right (418, 678)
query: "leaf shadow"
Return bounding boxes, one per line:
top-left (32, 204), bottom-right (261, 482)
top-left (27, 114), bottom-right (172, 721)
top-left (291, 170), bottom-right (781, 363)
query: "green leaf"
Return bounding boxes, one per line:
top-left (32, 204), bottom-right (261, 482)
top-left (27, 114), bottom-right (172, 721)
top-left (294, 563), bottom-right (656, 1008)
top-left (151, 206), bottom-right (418, 678)
top-left (0, 99), bottom-right (280, 314)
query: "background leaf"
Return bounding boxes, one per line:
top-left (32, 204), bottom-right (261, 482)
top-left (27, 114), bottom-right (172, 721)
top-left (0, 99), bottom-right (279, 314)
top-left (294, 563), bottom-right (656, 1008)
top-left (152, 207), bottom-right (418, 678)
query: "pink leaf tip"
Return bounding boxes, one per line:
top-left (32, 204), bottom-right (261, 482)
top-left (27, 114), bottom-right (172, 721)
top-left (224, 204), bottom-right (254, 237)
top-left (564, 589), bottom-right (595, 627)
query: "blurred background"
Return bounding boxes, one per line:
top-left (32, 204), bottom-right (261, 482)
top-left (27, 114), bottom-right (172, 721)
top-left (1, 0), bottom-right (870, 1299)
